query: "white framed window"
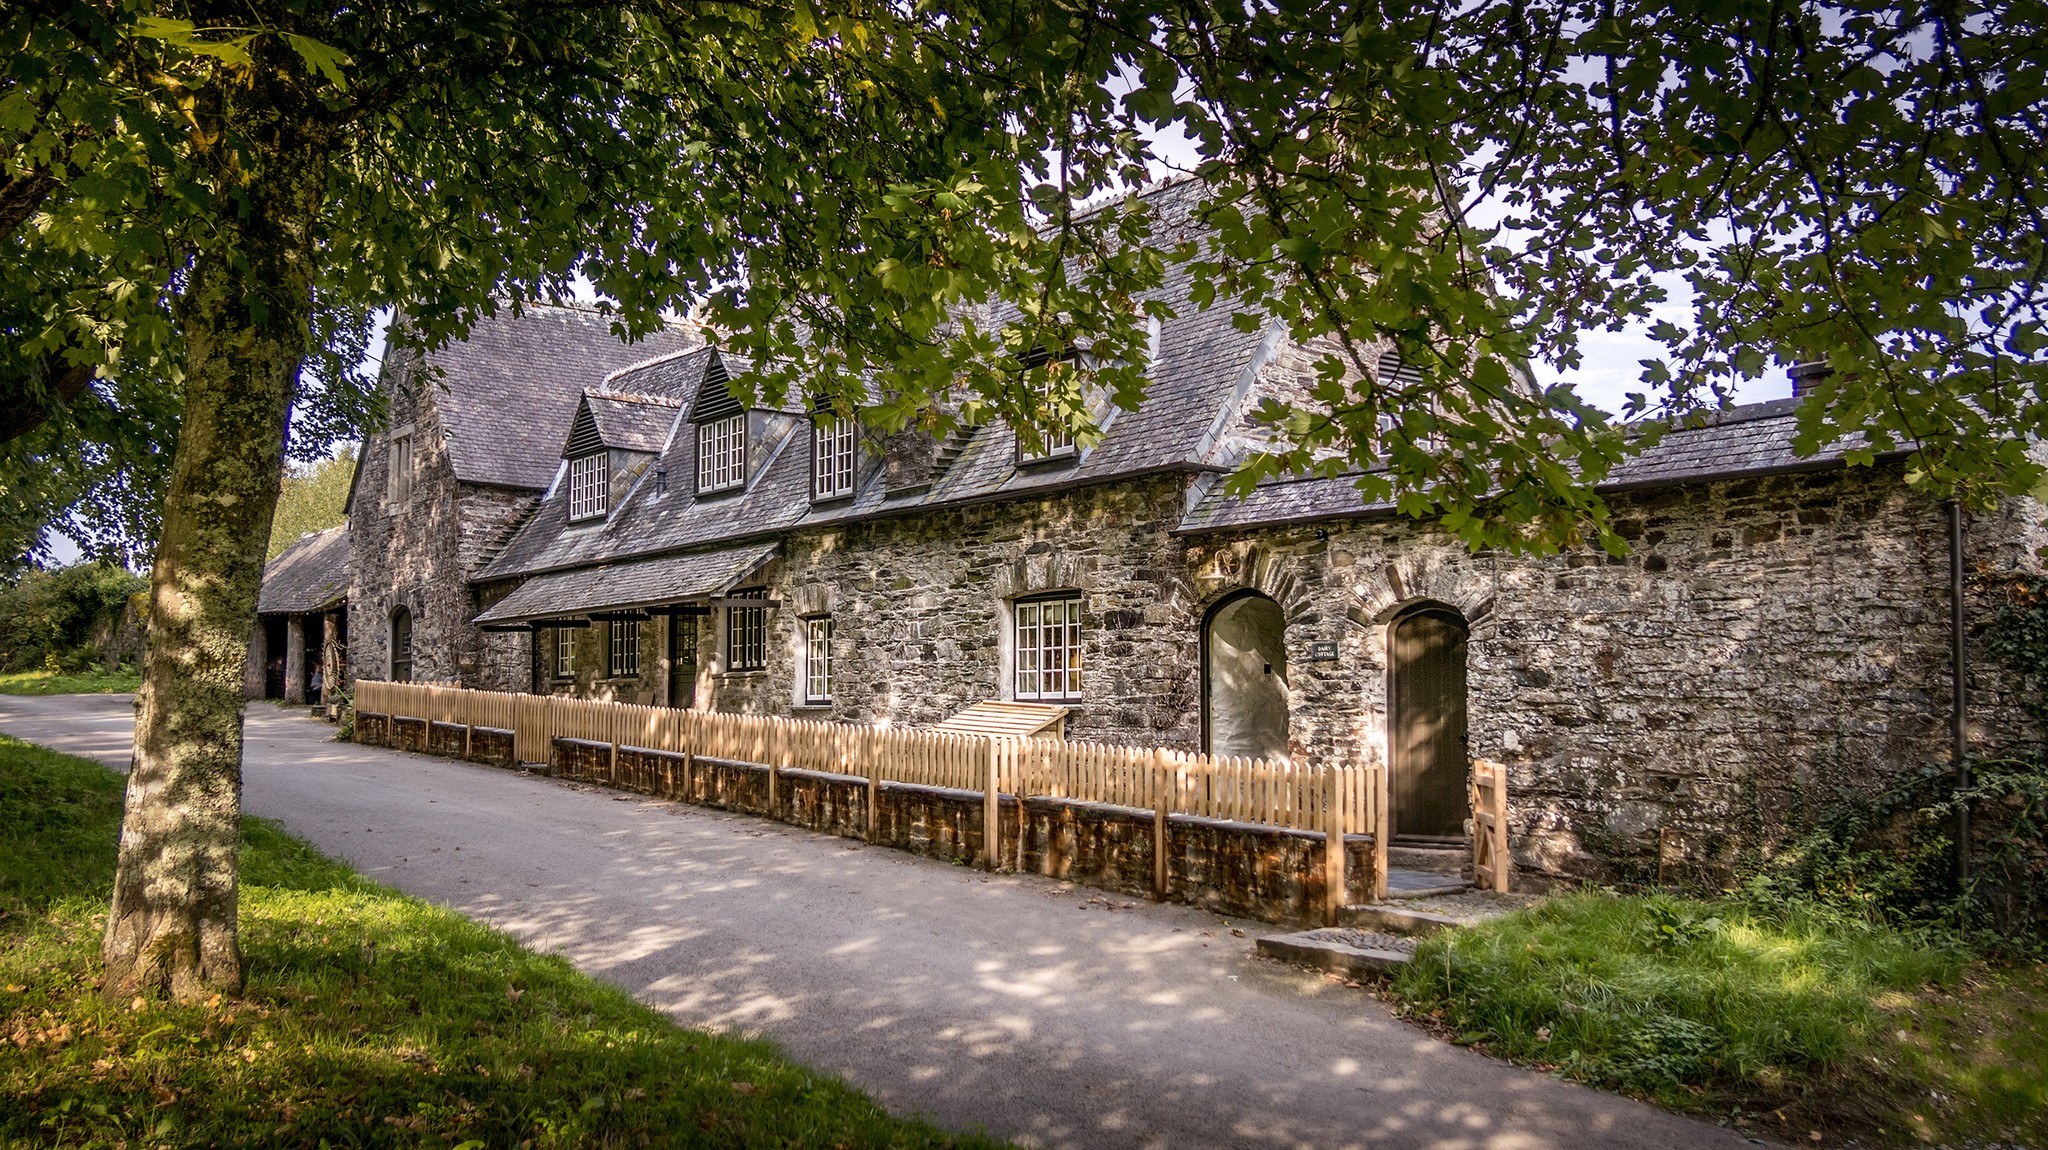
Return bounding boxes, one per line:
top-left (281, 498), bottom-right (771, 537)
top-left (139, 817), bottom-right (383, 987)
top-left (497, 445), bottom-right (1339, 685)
top-left (726, 588), bottom-right (766, 672)
top-left (568, 453), bottom-right (610, 521)
top-left (1013, 594), bottom-right (1084, 701)
top-left (803, 616), bottom-right (834, 703)
top-left (608, 619), bottom-right (640, 678)
top-left (811, 416), bottom-right (857, 500)
top-left (554, 627), bottom-right (575, 679)
top-left (387, 431), bottom-right (415, 502)
top-left (1018, 424), bottom-right (1076, 463)
top-left (697, 414), bottom-right (746, 492)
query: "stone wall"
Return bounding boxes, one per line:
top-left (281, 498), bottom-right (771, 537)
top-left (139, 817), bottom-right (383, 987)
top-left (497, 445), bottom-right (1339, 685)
top-left (480, 458), bottom-right (2042, 891)
top-left (349, 352), bottom-right (542, 690)
top-left (1186, 462), bottom-right (2045, 889)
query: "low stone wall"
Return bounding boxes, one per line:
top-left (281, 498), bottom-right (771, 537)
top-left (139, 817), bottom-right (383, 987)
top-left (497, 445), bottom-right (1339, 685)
top-left (354, 712), bottom-right (518, 771)
top-left (554, 737), bottom-right (1377, 926)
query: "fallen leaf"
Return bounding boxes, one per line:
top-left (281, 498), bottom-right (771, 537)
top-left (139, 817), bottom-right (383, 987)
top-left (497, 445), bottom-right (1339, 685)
top-left (730, 1081), bottom-right (757, 1095)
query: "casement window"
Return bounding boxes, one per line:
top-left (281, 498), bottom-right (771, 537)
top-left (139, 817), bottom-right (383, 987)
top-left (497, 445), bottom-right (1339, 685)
top-left (697, 413), bottom-right (746, 492)
top-left (1013, 594), bottom-right (1084, 701)
top-left (387, 431), bottom-right (415, 502)
top-left (1017, 419), bottom-right (1076, 464)
top-left (568, 453), bottom-right (610, 521)
top-left (811, 416), bottom-right (857, 500)
top-left (725, 588), bottom-right (766, 672)
top-left (390, 607), bottom-right (413, 682)
top-left (554, 627), bottom-right (575, 679)
top-left (608, 619), bottom-right (640, 678)
top-left (803, 616), bottom-right (834, 703)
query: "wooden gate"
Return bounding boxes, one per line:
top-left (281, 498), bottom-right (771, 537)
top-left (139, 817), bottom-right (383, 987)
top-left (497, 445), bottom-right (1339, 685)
top-left (1469, 759), bottom-right (1509, 892)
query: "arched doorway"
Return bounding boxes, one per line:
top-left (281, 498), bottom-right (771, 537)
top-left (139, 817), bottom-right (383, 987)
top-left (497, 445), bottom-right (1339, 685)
top-left (390, 607), bottom-right (413, 682)
top-left (1203, 591), bottom-right (1290, 760)
top-left (1388, 605), bottom-right (1468, 841)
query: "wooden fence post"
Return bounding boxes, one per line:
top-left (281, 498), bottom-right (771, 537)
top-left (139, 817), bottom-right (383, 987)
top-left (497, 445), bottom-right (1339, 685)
top-left (1152, 748), bottom-right (1170, 901)
top-left (1324, 764), bottom-right (1347, 926)
top-left (1373, 764), bottom-right (1391, 902)
top-left (983, 736), bottom-right (1000, 871)
top-left (865, 727), bottom-right (881, 844)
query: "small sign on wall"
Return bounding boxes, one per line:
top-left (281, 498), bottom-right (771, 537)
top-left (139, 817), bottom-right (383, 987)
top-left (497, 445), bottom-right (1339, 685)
top-left (1308, 641), bottom-right (1340, 661)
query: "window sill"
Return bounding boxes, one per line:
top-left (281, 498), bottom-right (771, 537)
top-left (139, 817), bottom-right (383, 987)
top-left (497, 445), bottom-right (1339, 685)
top-left (721, 668), bottom-right (768, 678)
top-left (809, 492), bottom-right (857, 507)
top-left (794, 701), bottom-right (832, 711)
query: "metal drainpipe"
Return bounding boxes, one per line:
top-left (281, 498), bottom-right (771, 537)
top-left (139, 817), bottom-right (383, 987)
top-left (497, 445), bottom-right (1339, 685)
top-left (1948, 499), bottom-right (1970, 886)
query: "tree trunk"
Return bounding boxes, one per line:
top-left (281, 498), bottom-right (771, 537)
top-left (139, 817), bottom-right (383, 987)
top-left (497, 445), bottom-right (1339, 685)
top-left (101, 73), bottom-right (329, 1001)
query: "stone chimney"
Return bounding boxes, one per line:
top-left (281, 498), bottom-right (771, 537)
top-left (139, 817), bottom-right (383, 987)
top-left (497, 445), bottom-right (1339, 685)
top-left (1788, 361), bottom-right (1832, 397)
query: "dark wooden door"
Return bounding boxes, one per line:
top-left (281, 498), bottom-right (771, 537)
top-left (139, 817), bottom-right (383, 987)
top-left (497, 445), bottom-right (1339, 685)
top-left (669, 613), bottom-right (698, 707)
top-left (1389, 607), bottom-right (1469, 841)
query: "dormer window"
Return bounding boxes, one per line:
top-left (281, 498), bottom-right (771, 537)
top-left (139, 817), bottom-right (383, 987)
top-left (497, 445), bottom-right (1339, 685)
top-left (811, 416), bottom-right (857, 500)
top-left (568, 453), bottom-right (610, 521)
top-left (697, 413), bottom-right (745, 493)
top-left (1016, 345), bottom-right (1092, 465)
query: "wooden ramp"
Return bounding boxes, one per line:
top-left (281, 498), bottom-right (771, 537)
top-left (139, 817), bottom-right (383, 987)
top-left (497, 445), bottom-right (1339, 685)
top-left (930, 700), bottom-right (1070, 740)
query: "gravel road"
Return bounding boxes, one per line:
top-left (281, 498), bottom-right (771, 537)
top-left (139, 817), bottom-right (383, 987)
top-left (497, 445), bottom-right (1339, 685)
top-left (0, 693), bottom-right (1762, 1150)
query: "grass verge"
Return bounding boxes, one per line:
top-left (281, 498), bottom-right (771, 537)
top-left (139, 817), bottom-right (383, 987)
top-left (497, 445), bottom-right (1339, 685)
top-left (0, 668), bottom-right (141, 695)
top-left (0, 733), bottom-right (997, 1149)
top-left (1388, 890), bottom-right (2047, 1146)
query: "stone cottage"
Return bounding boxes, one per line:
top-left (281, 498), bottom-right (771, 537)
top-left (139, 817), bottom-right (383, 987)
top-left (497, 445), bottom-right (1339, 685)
top-left (344, 302), bottom-right (697, 688)
top-left (344, 191), bottom-right (2045, 890)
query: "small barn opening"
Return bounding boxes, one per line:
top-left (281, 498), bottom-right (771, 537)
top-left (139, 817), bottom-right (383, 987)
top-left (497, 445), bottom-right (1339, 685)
top-left (1202, 591), bottom-right (1290, 761)
top-left (390, 607), bottom-right (413, 682)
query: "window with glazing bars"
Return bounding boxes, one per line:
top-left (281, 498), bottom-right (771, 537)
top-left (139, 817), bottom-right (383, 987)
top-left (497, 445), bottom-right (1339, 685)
top-left (811, 417), bottom-right (857, 499)
top-left (697, 414), bottom-right (746, 492)
top-left (726, 589), bottom-right (766, 671)
top-left (1013, 594), bottom-right (1083, 701)
top-left (387, 432), bottom-right (414, 502)
top-left (608, 619), bottom-right (640, 678)
top-left (568, 453), bottom-right (609, 520)
top-left (554, 626), bottom-right (575, 679)
top-left (803, 616), bottom-right (833, 702)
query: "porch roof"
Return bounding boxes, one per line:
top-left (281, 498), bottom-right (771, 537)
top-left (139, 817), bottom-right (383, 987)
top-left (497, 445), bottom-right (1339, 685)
top-left (472, 540), bottom-right (778, 624)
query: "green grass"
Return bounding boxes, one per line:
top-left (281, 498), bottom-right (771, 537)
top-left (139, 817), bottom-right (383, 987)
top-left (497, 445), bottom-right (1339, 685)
top-left (0, 668), bottom-right (141, 695)
top-left (0, 733), bottom-right (999, 1149)
top-left (1389, 890), bottom-right (2048, 1145)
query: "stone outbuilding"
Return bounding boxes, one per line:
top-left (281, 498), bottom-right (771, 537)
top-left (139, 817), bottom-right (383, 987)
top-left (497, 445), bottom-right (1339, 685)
top-left (249, 524), bottom-right (350, 704)
top-left (345, 186), bottom-right (2046, 890)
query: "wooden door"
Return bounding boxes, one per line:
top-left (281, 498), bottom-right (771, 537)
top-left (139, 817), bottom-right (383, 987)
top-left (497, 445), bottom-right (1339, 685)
top-left (1389, 606), bottom-right (1468, 841)
top-left (668, 613), bottom-right (698, 708)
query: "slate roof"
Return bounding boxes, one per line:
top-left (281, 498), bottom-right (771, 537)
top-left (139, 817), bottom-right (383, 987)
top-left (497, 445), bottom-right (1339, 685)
top-left (411, 303), bottom-right (699, 490)
top-left (1176, 397), bottom-right (1887, 533)
top-left (473, 541), bottom-right (778, 623)
top-left (473, 178), bottom-right (1281, 591)
top-left (579, 394), bottom-right (681, 456)
top-left (257, 526), bottom-right (350, 615)
top-left (465, 180), bottom-right (1906, 612)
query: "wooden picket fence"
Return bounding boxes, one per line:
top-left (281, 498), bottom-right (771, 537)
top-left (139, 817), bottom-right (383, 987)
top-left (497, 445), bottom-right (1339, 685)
top-left (1470, 759), bottom-right (1510, 892)
top-left (355, 680), bottom-right (1396, 910)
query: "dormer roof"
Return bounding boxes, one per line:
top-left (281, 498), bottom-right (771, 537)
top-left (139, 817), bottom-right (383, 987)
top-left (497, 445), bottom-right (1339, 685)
top-left (562, 392), bottom-right (682, 459)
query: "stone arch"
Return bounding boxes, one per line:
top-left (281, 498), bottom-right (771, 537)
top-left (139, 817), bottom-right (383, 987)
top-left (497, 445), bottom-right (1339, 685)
top-left (1187, 540), bottom-right (1314, 621)
top-left (991, 546), bottom-right (1098, 601)
top-left (1345, 553), bottom-right (1497, 631)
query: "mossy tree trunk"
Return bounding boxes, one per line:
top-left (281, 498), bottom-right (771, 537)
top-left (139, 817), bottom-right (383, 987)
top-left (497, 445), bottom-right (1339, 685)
top-left (101, 68), bottom-right (329, 1000)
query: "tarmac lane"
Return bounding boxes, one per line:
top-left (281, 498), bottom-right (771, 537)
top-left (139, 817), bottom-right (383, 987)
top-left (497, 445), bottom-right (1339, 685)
top-left (0, 693), bottom-right (1762, 1150)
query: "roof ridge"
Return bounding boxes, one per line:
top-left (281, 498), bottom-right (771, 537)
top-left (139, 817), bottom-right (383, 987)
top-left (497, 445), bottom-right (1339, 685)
top-left (601, 344), bottom-right (714, 386)
top-left (587, 388), bottom-right (686, 408)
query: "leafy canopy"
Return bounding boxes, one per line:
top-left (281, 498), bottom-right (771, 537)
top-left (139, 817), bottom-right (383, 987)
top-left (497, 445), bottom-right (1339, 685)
top-left (6, 0), bottom-right (2045, 558)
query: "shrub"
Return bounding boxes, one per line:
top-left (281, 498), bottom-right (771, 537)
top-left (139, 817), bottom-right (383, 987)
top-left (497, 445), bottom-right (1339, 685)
top-left (0, 562), bottom-right (146, 672)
